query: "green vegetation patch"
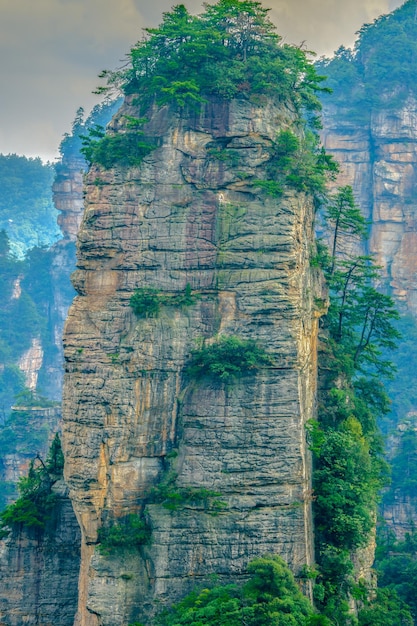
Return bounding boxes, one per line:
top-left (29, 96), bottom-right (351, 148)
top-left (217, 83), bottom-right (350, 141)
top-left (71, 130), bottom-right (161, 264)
top-left (81, 129), bottom-right (157, 169)
top-left (0, 155), bottom-right (60, 257)
top-left (130, 284), bottom-right (199, 318)
top-left (317, 0), bottom-right (417, 119)
top-left (0, 434), bottom-right (64, 538)
top-left (151, 470), bottom-right (226, 514)
top-left (187, 335), bottom-right (273, 381)
top-left (372, 526), bottom-right (417, 623)
top-left (97, 0), bottom-right (328, 118)
top-left (97, 513), bottom-right (151, 554)
top-left (155, 555), bottom-right (327, 626)
top-left (254, 129), bottom-right (338, 200)
top-left (311, 185), bottom-right (401, 623)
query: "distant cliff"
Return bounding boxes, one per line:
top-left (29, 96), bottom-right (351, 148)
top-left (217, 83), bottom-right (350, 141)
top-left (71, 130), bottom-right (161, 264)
top-left (319, 0), bottom-right (417, 317)
top-left (318, 0), bottom-right (417, 554)
top-left (321, 99), bottom-right (417, 314)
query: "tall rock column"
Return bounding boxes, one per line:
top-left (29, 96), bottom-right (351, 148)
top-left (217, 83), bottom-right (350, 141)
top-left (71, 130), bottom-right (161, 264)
top-left (63, 97), bottom-right (322, 626)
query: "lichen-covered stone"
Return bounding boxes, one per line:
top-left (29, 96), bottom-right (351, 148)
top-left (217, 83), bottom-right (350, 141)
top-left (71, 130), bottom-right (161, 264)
top-left (63, 97), bottom-right (322, 625)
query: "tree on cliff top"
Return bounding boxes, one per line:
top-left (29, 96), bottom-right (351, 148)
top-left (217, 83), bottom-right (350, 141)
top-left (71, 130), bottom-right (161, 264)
top-left (96, 0), bottom-right (328, 115)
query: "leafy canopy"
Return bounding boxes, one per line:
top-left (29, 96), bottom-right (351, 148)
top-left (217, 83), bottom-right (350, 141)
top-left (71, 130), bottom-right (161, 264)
top-left (97, 0), bottom-right (327, 114)
top-left (97, 513), bottom-right (151, 554)
top-left (156, 555), bottom-right (326, 626)
top-left (187, 335), bottom-right (273, 381)
top-left (0, 434), bottom-right (64, 538)
top-left (312, 186), bottom-right (400, 622)
top-left (317, 0), bottom-right (417, 118)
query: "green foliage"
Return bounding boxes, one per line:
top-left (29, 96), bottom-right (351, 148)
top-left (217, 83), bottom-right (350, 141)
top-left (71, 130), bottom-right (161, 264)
top-left (317, 1), bottom-right (417, 119)
top-left (0, 407), bottom-right (49, 457)
top-left (0, 155), bottom-right (60, 257)
top-left (130, 288), bottom-right (162, 318)
top-left (358, 588), bottom-right (413, 625)
top-left (22, 246), bottom-right (55, 317)
top-left (97, 0), bottom-right (327, 116)
top-left (385, 427), bottom-right (417, 502)
top-left (0, 366), bottom-right (25, 420)
top-left (206, 144), bottom-right (240, 165)
top-left (81, 130), bottom-right (156, 169)
top-left (97, 514), bottom-right (151, 554)
top-left (372, 526), bottom-right (417, 622)
top-left (254, 129), bottom-right (338, 201)
top-left (311, 426), bottom-right (380, 550)
top-left (0, 434), bottom-right (64, 538)
top-left (253, 179), bottom-right (284, 198)
top-left (156, 555), bottom-right (324, 625)
top-left (130, 285), bottom-right (199, 318)
top-left (46, 433), bottom-right (65, 476)
top-left (0, 233), bottom-right (62, 414)
top-left (322, 186), bottom-right (367, 274)
top-left (169, 283), bottom-right (199, 307)
top-left (58, 100), bottom-right (122, 162)
top-left (93, 2), bottom-right (337, 201)
top-left (0, 239), bottom-right (44, 362)
top-left (187, 335), bottom-right (273, 381)
top-left (313, 185), bottom-right (400, 619)
top-left (151, 470), bottom-right (226, 513)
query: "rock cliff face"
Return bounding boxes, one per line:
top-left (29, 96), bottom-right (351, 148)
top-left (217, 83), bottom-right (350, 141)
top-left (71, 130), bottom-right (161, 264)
top-left (321, 98), bottom-right (417, 314)
top-left (0, 481), bottom-right (81, 626)
top-left (63, 96), bottom-right (322, 625)
top-left (18, 338), bottom-right (44, 391)
top-left (54, 155), bottom-right (86, 242)
top-left (381, 497), bottom-right (417, 541)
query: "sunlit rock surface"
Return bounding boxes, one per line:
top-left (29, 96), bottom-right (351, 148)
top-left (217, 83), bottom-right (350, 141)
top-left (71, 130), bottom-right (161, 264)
top-left (63, 96), bottom-right (322, 626)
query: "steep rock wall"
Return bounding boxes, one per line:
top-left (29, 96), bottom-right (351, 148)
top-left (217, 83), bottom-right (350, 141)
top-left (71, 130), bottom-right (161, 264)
top-left (54, 155), bottom-right (86, 242)
top-left (321, 98), bottom-right (417, 314)
top-left (381, 497), bottom-right (417, 540)
top-left (0, 481), bottom-right (81, 626)
top-left (63, 97), bottom-right (322, 626)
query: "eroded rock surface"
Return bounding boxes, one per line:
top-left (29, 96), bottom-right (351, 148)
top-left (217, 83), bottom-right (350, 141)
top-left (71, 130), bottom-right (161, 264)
top-left (63, 97), bottom-right (322, 625)
top-left (321, 98), bottom-right (417, 314)
top-left (0, 481), bottom-right (81, 626)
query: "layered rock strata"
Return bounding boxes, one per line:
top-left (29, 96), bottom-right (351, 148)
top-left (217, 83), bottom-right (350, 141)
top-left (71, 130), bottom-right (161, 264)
top-left (0, 480), bottom-right (81, 626)
top-left (63, 97), bottom-right (322, 625)
top-left (321, 98), bottom-right (417, 314)
top-left (54, 155), bottom-right (86, 241)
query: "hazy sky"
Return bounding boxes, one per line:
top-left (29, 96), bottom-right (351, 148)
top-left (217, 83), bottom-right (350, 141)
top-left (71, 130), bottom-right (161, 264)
top-left (0, 0), bottom-right (403, 161)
